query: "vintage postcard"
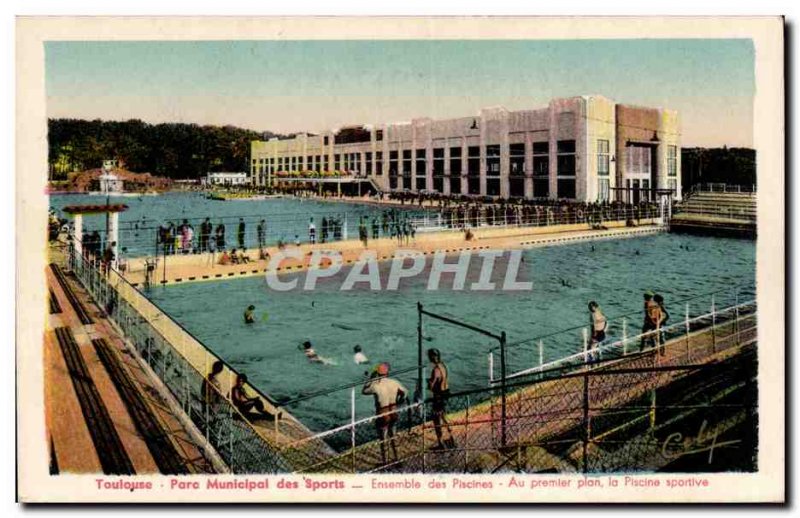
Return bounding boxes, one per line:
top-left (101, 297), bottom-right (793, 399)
top-left (16, 16), bottom-right (784, 503)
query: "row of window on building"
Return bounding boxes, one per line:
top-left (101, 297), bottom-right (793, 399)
top-left (251, 140), bottom-right (678, 200)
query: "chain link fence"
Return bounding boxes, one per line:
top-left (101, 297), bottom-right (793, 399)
top-left (277, 299), bottom-right (757, 474)
top-left (67, 246), bottom-right (332, 473)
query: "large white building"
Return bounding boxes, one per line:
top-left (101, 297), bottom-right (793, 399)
top-left (251, 95), bottom-right (681, 202)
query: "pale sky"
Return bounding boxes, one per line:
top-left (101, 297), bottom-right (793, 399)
top-left (46, 39), bottom-right (755, 147)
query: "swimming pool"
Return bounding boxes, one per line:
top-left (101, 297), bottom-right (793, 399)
top-left (145, 232), bottom-right (756, 433)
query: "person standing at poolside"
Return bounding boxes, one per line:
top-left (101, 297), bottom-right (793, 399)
top-left (427, 348), bottom-right (456, 450)
top-left (308, 218), bottom-right (316, 244)
top-left (200, 217), bottom-right (212, 253)
top-left (640, 291), bottom-right (662, 351)
top-left (362, 363), bottom-right (407, 464)
top-left (238, 218), bottom-right (246, 249)
top-left (371, 217), bottom-right (380, 239)
top-left (257, 219), bottom-right (266, 250)
top-left (216, 223), bottom-right (226, 250)
top-left (588, 301), bottom-right (607, 362)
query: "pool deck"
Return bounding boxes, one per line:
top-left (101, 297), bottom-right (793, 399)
top-left (120, 219), bottom-right (663, 287)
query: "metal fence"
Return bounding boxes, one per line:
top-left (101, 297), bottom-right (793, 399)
top-left (490, 285), bottom-right (755, 385)
top-left (271, 296), bottom-right (757, 474)
top-left (689, 183), bottom-right (757, 195)
top-left (409, 205), bottom-right (662, 233)
top-left (58, 202), bottom-right (662, 257)
top-left (67, 247), bottom-right (323, 473)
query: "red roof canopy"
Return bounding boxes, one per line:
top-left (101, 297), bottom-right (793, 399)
top-left (62, 204), bottom-right (129, 214)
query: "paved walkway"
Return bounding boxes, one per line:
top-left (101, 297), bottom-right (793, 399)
top-left (121, 219), bottom-right (663, 287)
top-left (45, 260), bottom-right (221, 474)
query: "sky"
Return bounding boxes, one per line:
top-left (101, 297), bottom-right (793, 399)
top-left (45, 39), bottom-right (755, 147)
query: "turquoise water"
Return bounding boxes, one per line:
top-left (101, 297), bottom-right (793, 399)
top-left (145, 232), bottom-right (756, 433)
top-left (49, 192), bottom-right (421, 256)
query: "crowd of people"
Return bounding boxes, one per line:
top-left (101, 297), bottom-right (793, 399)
top-left (434, 199), bottom-right (660, 230)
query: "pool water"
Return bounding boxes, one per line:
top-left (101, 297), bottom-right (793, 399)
top-left (145, 232), bottom-right (756, 433)
top-left (49, 192), bottom-right (422, 257)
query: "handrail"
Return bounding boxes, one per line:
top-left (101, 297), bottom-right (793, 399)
top-left (495, 282), bottom-right (755, 351)
top-left (282, 401), bottom-right (424, 450)
top-left (495, 299), bottom-right (756, 384)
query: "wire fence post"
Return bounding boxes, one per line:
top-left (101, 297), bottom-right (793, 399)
top-left (711, 295), bottom-right (717, 353)
top-left (735, 290), bottom-right (741, 345)
top-left (500, 331), bottom-right (508, 449)
top-left (464, 394), bottom-right (470, 472)
top-left (350, 387), bottom-right (356, 473)
top-left (204, 350), bottom-right (210, 444)
top-left (582, 327), bottom-right (589, 364)
top-left (421, 393), bottom-right (427, 473)
top-left (622, 318), bottom-right (628, 355)
top-left (538, 340), bottom-right (544, 379)
top-left (488, 352), bottom-right (494, 386)
top-left (649, 388), bottom-right (657, 431)
top-left (582, 371), bottom-right (590, 474)
top-left (417, 302), bottom-right (423, 401)
top-left (685, 302), bottom-right (691, 360)
top-left (228, 369), bottom-right (234, 473)
top-left (274, 404), bottom-right (279, 439)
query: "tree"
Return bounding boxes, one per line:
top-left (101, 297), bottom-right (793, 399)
top-left (47, 118), bottom-right (285, 179)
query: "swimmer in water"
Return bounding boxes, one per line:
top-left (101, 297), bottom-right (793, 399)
top-left (353, 345), bottom-right (369, 365)
top-left (300, 341), bottom-right (332, 364)
top-left (244, 305), bottom-right (255, 324)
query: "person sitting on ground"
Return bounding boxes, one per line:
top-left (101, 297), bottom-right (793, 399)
top-left (230, 248), bottom-right (241, 264)
top-left (362, 363), bottom-right (407, 464)
top-left (353, 344), bottom-right (369, 365)
top-left (219, 249), bottom-right (231, 265)
top-left (238, 249), bottom-right (251, 264)
top-left (230, 373), bottom-right (274, 421)
top-left (244, 305), bottom-right (256, 324)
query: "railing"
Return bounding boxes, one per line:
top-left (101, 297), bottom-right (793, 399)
top-left (673, 207), bottom-right (757, 223)
top-left (282, 320), bottom-right (757, 473)
top-left (489, 284), bottom-right (755, 385)
top-left (55, 201), bottom-right (662, 258)
top-left (67, 247), bottom-right (318, 473)
top-left (59, 208), bottom-right (424, 259)
top-left (409, 205), bottom-right (662, 234)
top-left (689, 183), bottom-right (756, 195)
top-left (269, 293), bottom-right (757, 474)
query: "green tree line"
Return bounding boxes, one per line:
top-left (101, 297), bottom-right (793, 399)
top-left (48, 118), bottom-right (287, 180)
top-left (681, 147), bottom-right (756, 189)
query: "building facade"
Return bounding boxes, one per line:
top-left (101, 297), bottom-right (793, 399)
top-left (250, 95), bottom-right (681, 202)
top-left (204, 172), bottom-right (250, 186)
